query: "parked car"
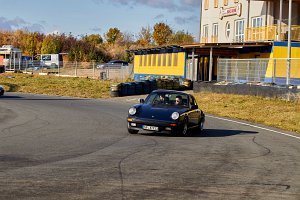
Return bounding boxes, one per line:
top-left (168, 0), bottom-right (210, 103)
top-left (0, 85), bottom-right (4, 96)
top-left (127, 90), bottom-right (205, 136)
top-left (97, 60), bottom-right (129, 69)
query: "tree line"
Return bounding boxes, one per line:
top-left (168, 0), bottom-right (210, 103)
top-left (0, 22), bottom-right (194, 63)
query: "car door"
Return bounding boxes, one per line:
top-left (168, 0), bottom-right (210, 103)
top-left (188, 96), bottom-right (201, 127)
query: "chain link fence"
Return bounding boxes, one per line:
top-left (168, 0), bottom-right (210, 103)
top-left (4, 61), bottom-right (134, 81)
top-left (218, 58), bottom-right (300, 86)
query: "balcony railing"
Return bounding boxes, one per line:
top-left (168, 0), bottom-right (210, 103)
top-left (201, 37), bottom-right (208, 43)
top-left (200, 25), bottom-right (300, 44)
top-left (245, 25), bottom-right (300, 42)
top-left (211, 36), bottom-right (218, 43)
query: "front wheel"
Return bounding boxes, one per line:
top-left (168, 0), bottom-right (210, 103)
top-left (181, 118), bottom-right (189, 136)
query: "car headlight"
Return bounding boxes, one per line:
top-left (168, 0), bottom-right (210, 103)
top-left (171, 112), bottom-right (180, 120)
top-left (129, 107), bottom-right (137, 115)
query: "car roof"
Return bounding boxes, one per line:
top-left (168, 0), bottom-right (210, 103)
top-left (109, 60), bottom-right (127, 63)
top-left (151, 89), bottom-right (190, 95)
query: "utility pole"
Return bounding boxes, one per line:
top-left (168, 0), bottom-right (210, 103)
top-left (286, 0), bottom-right (292, 85)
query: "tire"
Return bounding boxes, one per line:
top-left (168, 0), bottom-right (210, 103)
top-left (198, 120), bottom-right (204, 132)
top-left (198, 112), bottom-right (205, 135)
top-left (181, 118), bottom-right (189, 136)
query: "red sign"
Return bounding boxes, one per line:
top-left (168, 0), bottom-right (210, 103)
top-left (219, 3), bottom-right (242, 20)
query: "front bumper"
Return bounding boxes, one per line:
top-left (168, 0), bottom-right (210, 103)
top-left (127, 117), bottom-right (182, 133)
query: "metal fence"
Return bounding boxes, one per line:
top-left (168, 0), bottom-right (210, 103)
top-left (4, 61), bottom-right (134, 81)
top-left (218, 58), bottom-right (300, 86)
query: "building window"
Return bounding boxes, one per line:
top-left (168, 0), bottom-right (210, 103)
top-left (152, 54), bottom-right (156, 66)
top-left (224, 0), bottom-right (228, 6)
top-left (226, 22), bottom-right (231, 39)
top-left (252, 17), bottom-right (262, 27)
top-left (235, 19), bottom-right (245, 42)
top-left (203, 25), bottom-right (209, 38)
top-left (213, 23), bottom-right (218, 37)
top-left (214, 0), bottom-right (218, 8)
top-left (148, 55), bottom-right (151, 66)
top-left (204, 0), bottom-right (209, 10)
top-left (252, 17), bottom-right (263, 41)
top-left (144, 55), bottom-right (147, 66)
top-left (162, 54), bottom-right (167, 66)
top-left (167, 53), bottom-right (172, 66)
top-left (212, 23), bottom-right (218, 42)
top-left (173, 53), bottom-right (178, 67)
top-left (157, 54), bottom-right (161, 66)
top-left (202, 25), bottom-right (209, 43)
top-left (139, 55), bottom-right (143, 66)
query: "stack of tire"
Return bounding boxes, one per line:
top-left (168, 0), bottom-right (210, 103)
top-left (149, 80), bottom-right (157, 92)
top-left (110, 83), bottom-right (122, 97)
top-left (110, 78), bottom-right (192, 97)
top-left (182, 79), bottom-right (193, 90)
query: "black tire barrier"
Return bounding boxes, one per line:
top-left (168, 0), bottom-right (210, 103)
top-left (135, 82), bottom-right (144, 95)
top-left (127, 82), bottom-right (136, 96)
top-left (183, 79), bottom-right (193, 90)
top-left (173, 81), bottom-right (180, 90)
top-left (110, 90), bottom-right (120, 97)
top-left (121, 83), bottom-right (128, 96)
top-left (141, 80), bottom-right (151, 94)
top-left (110, 83), bottom-right (122, 97)
top-left (0, 66), bottom-right (4, 73)
top-left (149, 80), bottom-right (157, 92)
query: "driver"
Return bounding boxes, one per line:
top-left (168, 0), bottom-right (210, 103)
top-left (175, 95), bottom-right (183, 105)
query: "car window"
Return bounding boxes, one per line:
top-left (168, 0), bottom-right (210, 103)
top-left (145, 92), bottom-right (188, 107)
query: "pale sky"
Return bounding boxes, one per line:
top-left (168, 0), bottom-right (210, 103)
top-left (0, 0), bottom-right (201, 40)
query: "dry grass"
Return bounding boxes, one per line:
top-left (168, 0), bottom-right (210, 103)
top-left (194, 92), bottom-right (300, 134)
top-left (1, 73), bottom-right (299, 134)
top-left (0, 73), bottom-right (113, 99)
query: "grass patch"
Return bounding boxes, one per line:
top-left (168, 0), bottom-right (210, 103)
top-left (1, 73), bottom-right (299, 134)
top-left (194, 92), bottom-right (300, 134)
top-left (0, 73), bottom-right (114, 98)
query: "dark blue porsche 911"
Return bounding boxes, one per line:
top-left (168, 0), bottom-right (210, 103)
top-left (127, 90), bottom-right (205, 136)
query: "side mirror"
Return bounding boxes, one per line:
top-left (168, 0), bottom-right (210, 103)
top-left (191, 105), bottom-right (198, 110)
top-left (139, 99), bottom-right (145, 104)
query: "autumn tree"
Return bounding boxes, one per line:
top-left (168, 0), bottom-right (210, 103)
top-left (169, 31), bottom-right (194, 45)
top-left (82, 34), bottom-right (103, 46)
top-left (137, 26), bottom-right (152, 47)
top-left (153, 22), bottom-right (173, 46)
top-left (105, 28), bottom-right (122, 44)
top-left (22, 32), bottom-right (44, 56)
top-left (41, 34), bottom-right (62, 54)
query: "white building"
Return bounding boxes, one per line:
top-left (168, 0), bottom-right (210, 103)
top-left (200, 0), bottom-right (300, 43)
top-left (0, 45), bottom-right (22, 69)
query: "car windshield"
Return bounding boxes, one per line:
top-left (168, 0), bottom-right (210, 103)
top-left (144, 92), bottom-right (189, 107)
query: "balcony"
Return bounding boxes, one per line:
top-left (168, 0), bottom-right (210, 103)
top-left (211, 36), bottom-right (218, 43)
top-left (245, 25), bottom-right (300, 42)
top-left (201, 37), bottom-right (208, 43)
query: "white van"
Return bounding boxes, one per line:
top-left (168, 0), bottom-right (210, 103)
top-left (40, 54), bottom-right (63, 68)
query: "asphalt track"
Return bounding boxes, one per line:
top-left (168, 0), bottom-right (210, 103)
top-left (0, 93), bottom-right (299, 200)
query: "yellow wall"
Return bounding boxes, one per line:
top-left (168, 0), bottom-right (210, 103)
top-left (265, 45), bottom-right (300, 78)
top-left (134, 52), bottom-right (186, 76)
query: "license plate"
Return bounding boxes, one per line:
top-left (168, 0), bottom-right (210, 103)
top-left (143, 125), bottom-right (159, 131)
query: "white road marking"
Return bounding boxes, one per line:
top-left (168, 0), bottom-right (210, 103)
top-left (207, 115), bottom-right (300, 140)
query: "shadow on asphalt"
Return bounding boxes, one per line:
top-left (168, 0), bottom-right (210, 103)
top-left (195, 129), bottom-right (258, 137)
top-left (140, 129), bottom-right (258, 138)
